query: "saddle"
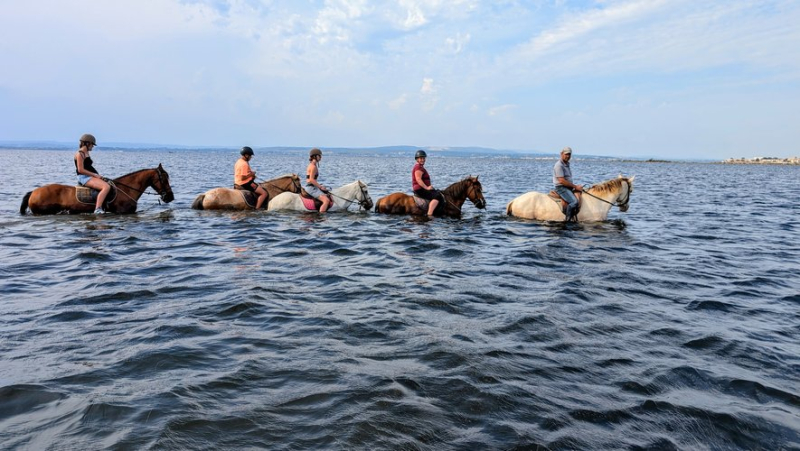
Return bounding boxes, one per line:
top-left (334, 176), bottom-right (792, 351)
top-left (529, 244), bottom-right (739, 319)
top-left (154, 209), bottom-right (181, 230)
top-left (412, 196), bottom-right (443, 215)
top-left (75, 185), bottom-right (117, 206)
top-left (413, 196), bottom-right (429, 212)
top-left (548, 190), bottom-right (581, 221)
top-left (233, 188), bottom-right (259, 209)
top-left (300, 188), bottom-right (333, 211)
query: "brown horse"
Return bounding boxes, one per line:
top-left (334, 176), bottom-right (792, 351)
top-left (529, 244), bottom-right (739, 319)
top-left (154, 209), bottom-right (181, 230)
top-left (191, 174), bottom-right (302, 210)
top-left (374, 176), bottom-right (486, 218)
top-left (20, 164), bottom-right (174, 215)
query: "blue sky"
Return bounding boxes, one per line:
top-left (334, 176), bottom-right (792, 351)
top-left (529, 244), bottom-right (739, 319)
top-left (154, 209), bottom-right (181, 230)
top-left (1, 0), bottom-right (798, 159)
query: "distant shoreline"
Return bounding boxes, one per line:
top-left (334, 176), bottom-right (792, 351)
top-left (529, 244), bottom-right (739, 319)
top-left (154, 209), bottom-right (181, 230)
top-left (721, 157), bottom-right (800, 165)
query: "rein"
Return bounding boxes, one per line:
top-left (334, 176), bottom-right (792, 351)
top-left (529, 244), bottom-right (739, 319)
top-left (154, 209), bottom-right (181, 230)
top-left (327, 183), bottom-right (370, 210)
top-left (441, 179), bottom-right (484, 211)
top-left (581, 180), bottom-right (630, 207)
top-left (107, 167), bottom-right (171, 204)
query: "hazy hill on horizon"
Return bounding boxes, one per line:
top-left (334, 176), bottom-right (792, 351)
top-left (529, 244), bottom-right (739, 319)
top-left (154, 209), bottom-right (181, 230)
top-left (0, 141), bottom-right (647, 160)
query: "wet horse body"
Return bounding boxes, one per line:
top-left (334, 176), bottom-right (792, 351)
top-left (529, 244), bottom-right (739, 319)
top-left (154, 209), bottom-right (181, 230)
top-left (191, 174), bottom-right (302, 210)
top-left (20, 165), bottom-right (174, 215)
top-left (506, 175), bottom-right (634, 222)
top-left (374, 176), bottom-right (486, 218)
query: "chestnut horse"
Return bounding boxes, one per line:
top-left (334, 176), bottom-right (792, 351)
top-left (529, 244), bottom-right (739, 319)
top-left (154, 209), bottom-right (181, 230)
top-left (191, 174), bottom-right (302, 210)
top-left (20, 164), bottom-right (174, 215)
top-left (506, 175), bottom-right (634, 222)
top-left (374, 176), bottom-right (486, 218)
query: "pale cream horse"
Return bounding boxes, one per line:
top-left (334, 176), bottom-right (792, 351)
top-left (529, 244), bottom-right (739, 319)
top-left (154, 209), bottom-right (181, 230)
top-left (268, 180), bottom-right (373, 212)
top-left (506, 175), bottom-right (634, 222)
top-left (191, 174), bottom-right (302, 210)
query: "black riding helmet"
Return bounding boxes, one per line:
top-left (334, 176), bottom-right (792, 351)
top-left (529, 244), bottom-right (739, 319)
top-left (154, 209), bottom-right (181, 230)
top-left (241, 146), bottom-right (254, 156)
top-left (415, 150), bottom-right (427, 159)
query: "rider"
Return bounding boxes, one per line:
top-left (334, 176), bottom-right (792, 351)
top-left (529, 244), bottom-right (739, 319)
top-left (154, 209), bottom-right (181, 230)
top-left (553, 146), bottom-right (583, 221)
top-left (74, 133), bottom-right (111, 214)
top-left (234, 146), bottom-right (268, 209)
top-left (305, 148), bottom-right (331, 213)
top-left (412, 150), bottom-right (444, 217)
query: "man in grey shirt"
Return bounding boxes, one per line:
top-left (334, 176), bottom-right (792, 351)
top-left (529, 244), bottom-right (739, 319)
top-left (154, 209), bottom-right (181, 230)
top-left (553, 146), bottom-right (583, 221)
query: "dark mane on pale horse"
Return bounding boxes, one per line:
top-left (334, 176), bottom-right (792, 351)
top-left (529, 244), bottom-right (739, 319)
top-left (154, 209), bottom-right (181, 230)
top-left (588, 177), bottom-right (628, 194)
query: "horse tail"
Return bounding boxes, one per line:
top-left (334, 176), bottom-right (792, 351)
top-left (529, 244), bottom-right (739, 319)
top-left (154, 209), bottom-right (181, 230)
top-left (20, 191), bottom-right (32, 215)
top-left (191, 194), bottom-right (205, 210)
top-left (506, 200), bottom-right (513, 216)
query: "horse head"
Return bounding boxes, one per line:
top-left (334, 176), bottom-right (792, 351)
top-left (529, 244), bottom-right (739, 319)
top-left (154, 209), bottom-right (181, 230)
top-left (289, 174), bottom-right (302, 193)
top-left (466, 176), bottom-right (486, 209)
top-left (616, 175), bottom-right (634, 212)
top-left (153, 164), bottom-right (175, 203)
top-left (356, 181), bottom-right (374, 210)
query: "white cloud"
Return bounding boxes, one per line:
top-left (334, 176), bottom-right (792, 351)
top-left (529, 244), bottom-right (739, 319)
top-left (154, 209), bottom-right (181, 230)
top-left (420, 77), bottom-right (438, 111)
top-left (520, 0), bottom-right (672, 59)
top-left (445, 32), bottom-right (471, 54)
top-left (388, 94), bottom-right (408, 110)
top-left (488, 104), bottom-right (517, 116)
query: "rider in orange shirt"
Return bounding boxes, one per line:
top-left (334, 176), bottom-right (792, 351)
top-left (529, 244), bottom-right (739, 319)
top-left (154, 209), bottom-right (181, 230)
top-left (234, 146), bottom-right (267, 210)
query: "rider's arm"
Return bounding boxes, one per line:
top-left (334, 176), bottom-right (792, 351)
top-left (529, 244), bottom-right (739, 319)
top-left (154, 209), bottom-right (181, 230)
top-left (556, 176), bottom-right (582, 191)
top-left (414, 170), bottom-right (431, 190)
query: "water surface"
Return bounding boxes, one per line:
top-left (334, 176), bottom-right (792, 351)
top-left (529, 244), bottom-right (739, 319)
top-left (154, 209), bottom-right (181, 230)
top-left (1, 149), bottom-right (799, 449)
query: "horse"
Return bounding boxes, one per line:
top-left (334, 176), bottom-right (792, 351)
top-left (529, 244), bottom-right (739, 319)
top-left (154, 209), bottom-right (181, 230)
top-left (20, 164), bottom-right (174, 215)
top-left (506, 175), bottom-right (635, 222)
top-left (267, 180), bottom-right (373, 212)
top-left (374, 176), bottom-right (486, 218)
top-left (191, 174), bottom-right (302, 210)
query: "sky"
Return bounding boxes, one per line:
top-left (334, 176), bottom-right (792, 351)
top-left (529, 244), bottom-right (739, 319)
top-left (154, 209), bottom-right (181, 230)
top-left (1, 0), bottom-right (799, 159)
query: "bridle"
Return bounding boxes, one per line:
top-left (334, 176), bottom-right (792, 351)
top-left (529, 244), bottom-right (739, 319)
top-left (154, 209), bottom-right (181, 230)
top-left (153, 166), bottom-right (172, 201)
top-left (468, 180), bottom-right (486, 209)
top-left (326, 182), bottom-right (373, 210)
top-left (106, 167), bottom-right (172, 203)
top-left (582, 179), bottom-right (631, 208)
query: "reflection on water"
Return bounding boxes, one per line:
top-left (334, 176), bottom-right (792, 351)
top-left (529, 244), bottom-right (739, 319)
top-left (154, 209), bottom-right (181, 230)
top-left (0, 150), bottom-right (799, 449)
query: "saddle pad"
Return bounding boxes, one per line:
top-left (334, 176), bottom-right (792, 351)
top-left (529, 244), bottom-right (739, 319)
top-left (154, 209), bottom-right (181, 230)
top-left (75, 186), bottom-right (117, 205)
top-left (237, 190), bottom-right (257, 208)
top-left (301, 196), bottom-right (318, 211)
top-left (413, 196), bottom-right (428, 210)
top-left (548, 190), bottom-right (562, 201)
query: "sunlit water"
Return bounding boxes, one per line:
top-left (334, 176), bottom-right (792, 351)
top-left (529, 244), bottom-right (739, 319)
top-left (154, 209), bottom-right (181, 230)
top-left (1, 149), bottom-right (799, 449)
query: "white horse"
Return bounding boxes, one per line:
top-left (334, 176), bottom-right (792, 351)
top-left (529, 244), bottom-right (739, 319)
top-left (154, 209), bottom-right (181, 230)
top-left (267, 180), bottom-right (374, 212)
top-left (506, 175), bottom-right (634, 222)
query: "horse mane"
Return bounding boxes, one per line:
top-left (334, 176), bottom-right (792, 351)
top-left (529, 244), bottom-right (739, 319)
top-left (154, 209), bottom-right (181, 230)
top-left (116, 167), bottom-right (156, 179)
top-left (588, 177), bottom-right (627, 194)
top-left (443, 176), bottom-right (477, 197)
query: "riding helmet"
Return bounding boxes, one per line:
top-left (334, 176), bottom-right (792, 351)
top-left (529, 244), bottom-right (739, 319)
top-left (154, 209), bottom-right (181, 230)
top-left (415, 150), bottom-right (427, 159)
top-left (309, 148), bottom-right (322, 157)
top-left (240, 146), bottom-right (254, 156)
top-left (80, 133), bottom-right (97, 145)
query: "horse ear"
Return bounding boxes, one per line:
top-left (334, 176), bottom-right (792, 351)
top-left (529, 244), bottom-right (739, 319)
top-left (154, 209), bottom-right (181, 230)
top-left (158, 163), bottom-right (163, 170)
top-left (629, 175), bottom-right (635, 182)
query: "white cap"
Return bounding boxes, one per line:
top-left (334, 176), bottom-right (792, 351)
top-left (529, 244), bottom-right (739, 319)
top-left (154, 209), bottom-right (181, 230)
top-left (561, 146), bottom-right (573, 154)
